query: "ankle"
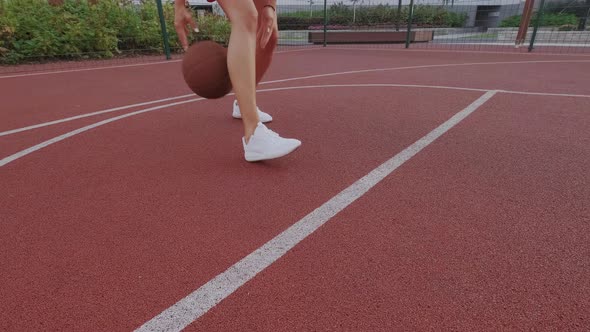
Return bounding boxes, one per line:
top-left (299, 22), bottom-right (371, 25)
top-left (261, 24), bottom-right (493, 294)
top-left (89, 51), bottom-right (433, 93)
top-left (244, 121), bottom-right (259, 143)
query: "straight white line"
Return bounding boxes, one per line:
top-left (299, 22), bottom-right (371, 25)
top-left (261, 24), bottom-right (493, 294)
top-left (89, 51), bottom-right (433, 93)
top-left (500, 89), bottom-right (590, 98)
top-left (261, 59), bottom-right (590, 85)
top-left (0, 48), bottom-right (320, 79)
top-left (440, 42), bottom-right (590, 47)
top-left (274, 47), bottom-right (324, 54)
top-left (322, 46), bottom-right (590, 57)
top-left (267, 85), bottom-right (590, 98)
top-left (0, 60), bottom-right (181, 79)
top-left (134, 90), bottom-right (498, 332)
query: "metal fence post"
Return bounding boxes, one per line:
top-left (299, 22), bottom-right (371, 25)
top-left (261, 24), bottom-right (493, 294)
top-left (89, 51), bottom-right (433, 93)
top-left (396, 0), bottom-right (402, 31)
top-left (155, 0), bottom-right (172, 60)
top-left (528, 0), bottom-right (546, 52)
top-left (405, 0), bottom-right (415, 48)
top-left (323, 0), bottom-right (328, 47)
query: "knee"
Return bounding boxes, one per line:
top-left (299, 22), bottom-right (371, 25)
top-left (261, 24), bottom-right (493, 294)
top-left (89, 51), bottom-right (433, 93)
top-left (231, 9), bottom-right (258, 34)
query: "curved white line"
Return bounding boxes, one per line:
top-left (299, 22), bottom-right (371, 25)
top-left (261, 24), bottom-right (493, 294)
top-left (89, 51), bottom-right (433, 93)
top-left (2, 82), bottom-right (590, 167)
top-left (1, 83), bottom-right (484, 167)
top-left (0, 96), bottom-right (198, 167)
top-left (2, 58), bottom-right (588, 137)
top-left (260, 59), bottom-right (590, 85)
top-left (0, 94), bottom-right (193, 137)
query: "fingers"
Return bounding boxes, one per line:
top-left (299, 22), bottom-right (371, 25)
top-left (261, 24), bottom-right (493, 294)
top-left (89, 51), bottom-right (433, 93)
top-left (176, 17), bottom-right (198, 51)
top-left (176, 25), bottom-right (189, 51)
top-left (189, 16), bottom-right (199, 33)
top-left (259, 24), bottom-right (272, 49)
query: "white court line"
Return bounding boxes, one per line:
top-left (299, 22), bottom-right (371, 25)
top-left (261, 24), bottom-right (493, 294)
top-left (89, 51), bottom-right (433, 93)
top-left (2, 58), bottom-right (588, 137)
top-left (324, 46), bottom-right (590, 57)
top-left (500, 90), bottom-right (590, 98)
top-left (0, 94), bottom-right (193, 137)
top-left (0, 60), bottom-right (180, 79)
top-left (440, 42), bottom-right (590, 47)
top-left (0, 48), bottom-right (319, 80)
top-left (261, 59), bottom-right (590, 86)
top-left (0, 83), bottom-right (485, 167)
top-left (134, 90), bottom-right (498, 332)
top-left (2, 82), bottom-right (589, 167)
top-left (0, 96), bottom-right (199, 167)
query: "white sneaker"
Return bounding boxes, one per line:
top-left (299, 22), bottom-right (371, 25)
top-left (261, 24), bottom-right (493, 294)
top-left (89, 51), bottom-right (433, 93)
top-left (232, 100), bottom-right (273, 123)
top-left (243, 122), bottom-right (301, 162)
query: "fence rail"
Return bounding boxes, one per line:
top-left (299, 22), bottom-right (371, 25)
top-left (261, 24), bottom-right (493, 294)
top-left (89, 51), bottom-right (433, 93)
top-left (1, 0), bottom-right (589, 72)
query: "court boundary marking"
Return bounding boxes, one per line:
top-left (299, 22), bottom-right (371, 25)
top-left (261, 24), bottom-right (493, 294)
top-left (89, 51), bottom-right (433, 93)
top-left (1, 82), bottom-right (588, 168)
top-left (1, 45), bottom-right (589, 80)
top-left (2, 58), bottom-right (589, 137)
top-left (0, 48), bottom-right (319, 79)
top-left (134, 90), bottom-right (499, 331)
top-left (324, 46), bottom-right (590, 57)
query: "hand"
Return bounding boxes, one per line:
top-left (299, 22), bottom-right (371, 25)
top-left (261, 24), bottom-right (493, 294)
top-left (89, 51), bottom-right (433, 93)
top-left (257, 6), bottom-right (278, 49)
top-left (174, 6), bottom-right (198, 51)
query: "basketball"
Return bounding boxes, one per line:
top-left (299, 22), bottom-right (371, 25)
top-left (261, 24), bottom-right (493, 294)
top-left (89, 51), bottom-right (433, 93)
top-left (182, 41), bottom-right (232, 99)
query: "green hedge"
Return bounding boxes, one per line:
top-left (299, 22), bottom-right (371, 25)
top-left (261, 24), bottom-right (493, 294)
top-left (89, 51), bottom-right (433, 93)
top-left (0, 0), bottom-right (468, 64)
top-left (0, 0), bottom-right (178, 64)
top-left (499, 13), bottom-right (579, 27)
top-left (279, 3), bottom-right (467, 30)
top-left (0, 0), bottom-right (231, 65)
top-left (195, 12), bottom-right (231, 45)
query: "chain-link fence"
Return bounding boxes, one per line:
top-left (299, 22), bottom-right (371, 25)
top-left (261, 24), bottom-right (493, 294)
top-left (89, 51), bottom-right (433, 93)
top-left (196, 0), bottom-right (589, 53)
top-left (1, 0), bottom-right (589, 73)
top-left (281, 0), bottom-right (590, 53)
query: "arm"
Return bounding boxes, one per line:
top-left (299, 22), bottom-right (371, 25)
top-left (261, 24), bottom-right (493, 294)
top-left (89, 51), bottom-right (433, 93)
top-left (255, 0), bottom-right (278, 49)
top-left (174, 0), bottom-right (198, 51)
top-left (257, 0), bottom-right (276, 11)
top-left (254, 0), bottom-right (279, 83)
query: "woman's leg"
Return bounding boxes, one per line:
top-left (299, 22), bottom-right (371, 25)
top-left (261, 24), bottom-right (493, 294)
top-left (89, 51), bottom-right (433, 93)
top-left (232, 1), bottom-right (277, 123)
top-left (216, 0), bottom-right (259, 141)
top-left (217, 0), bottom-right (301, 162)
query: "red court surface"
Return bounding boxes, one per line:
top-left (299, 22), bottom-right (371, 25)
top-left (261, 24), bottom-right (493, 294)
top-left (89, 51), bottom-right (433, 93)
top-left (1, 47), bottom-right (589, 331)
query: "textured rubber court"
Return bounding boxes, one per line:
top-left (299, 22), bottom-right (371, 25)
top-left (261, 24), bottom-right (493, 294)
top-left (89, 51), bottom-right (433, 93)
top-left (1, 47), bottom-right (589, 331)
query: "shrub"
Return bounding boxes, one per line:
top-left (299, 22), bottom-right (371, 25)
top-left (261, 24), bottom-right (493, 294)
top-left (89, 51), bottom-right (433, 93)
top-left (278, 3), bottom-right (467, 30)
top-left (195, 13), bottom-right (230, 45)
top-left (500, 13), bottom-right (579, 27)
top-left (278, 16), bottom-right (324, 30)
top-left (558, 24), bottom-right (577, 31)
top-left (499, 15), bottom-right (522, 27)
top-left (444, 12), bottom-right (469, 28)
top-left (543, 12), bottom-right (579, 26)
top-left (0, 0), bottom-right (193, 65)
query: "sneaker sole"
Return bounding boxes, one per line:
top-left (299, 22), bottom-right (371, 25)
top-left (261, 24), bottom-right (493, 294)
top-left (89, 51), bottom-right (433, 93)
top-left (244, 143), bottom-right (301, 162)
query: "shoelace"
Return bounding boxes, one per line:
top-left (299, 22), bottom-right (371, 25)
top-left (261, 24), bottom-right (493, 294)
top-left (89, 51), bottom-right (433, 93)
top-left (262, 126), bottom-right (280, 138)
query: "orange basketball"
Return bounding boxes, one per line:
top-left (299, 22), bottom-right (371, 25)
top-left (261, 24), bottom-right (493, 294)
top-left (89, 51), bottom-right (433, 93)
top-left (182, 41), bottom-right (232, 99)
